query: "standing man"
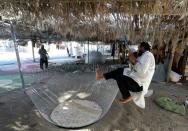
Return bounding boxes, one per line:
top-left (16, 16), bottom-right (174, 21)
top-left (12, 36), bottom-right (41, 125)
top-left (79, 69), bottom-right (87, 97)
top-left (111, 43), bottom-right (115, 61)
top-left (38, 45), bottom-right (48, 70)
top-left (67, 47), bottom-right (70, 57)
top-left (96, 42), bottom-right (155, 108)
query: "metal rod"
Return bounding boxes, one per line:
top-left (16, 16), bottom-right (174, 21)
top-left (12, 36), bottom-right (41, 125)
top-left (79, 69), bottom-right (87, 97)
top-left (10, 23), bottom-right (25, 89)
top-left (103, 44), bottom-right (104, 55)
top-left (32, 41), bottom-right (35, 62)
top-left (88, 39), bottom-right (89, 63)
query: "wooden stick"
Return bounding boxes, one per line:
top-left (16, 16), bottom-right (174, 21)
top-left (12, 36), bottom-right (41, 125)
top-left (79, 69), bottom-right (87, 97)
top-left (166, 32), bottom-right (179, 82)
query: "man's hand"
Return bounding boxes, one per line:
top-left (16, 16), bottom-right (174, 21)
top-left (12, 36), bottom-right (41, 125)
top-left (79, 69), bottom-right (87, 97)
top-left (128, 50), bottom-right (136, 65)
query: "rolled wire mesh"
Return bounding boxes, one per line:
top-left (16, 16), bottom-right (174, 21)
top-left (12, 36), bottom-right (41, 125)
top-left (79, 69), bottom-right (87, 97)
top-left (25, 64), bottom-right (120, 128)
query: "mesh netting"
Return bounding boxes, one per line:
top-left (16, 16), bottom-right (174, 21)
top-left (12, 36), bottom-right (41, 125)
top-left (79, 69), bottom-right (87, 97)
top-left (24, 64), bottom-right (119, 128)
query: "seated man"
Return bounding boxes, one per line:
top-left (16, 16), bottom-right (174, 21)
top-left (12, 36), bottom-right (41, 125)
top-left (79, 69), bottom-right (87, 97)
top-left (96, 42), bottom-right (155, 108)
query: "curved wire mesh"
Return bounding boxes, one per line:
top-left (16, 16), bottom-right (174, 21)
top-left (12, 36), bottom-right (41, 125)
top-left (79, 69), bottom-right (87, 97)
top-left (25, 66), bottom-right (119, 128)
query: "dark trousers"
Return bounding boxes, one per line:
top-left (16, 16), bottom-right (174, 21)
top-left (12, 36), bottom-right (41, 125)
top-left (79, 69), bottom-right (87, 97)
top-left (40, 58), bottom-right (48, 69)
top-left (103, 68), bottom-right (143, 99)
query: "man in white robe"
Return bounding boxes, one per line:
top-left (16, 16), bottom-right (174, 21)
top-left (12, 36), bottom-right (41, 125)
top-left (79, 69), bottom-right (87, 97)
top-left (96, 42), bottom-right (155, 108)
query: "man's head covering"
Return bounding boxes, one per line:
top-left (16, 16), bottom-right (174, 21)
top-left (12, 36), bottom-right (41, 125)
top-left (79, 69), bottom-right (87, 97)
top-left (129, 48), bottom-right (137, 53)
top-left (148, 41), bottom-right (152, 48)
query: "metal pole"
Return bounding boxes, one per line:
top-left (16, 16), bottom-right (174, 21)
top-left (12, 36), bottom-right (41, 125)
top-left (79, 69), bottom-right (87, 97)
top-left (32, 41), bottom-right (35, 62)
top-left (84, 42), bottom-right (85, 53)
top-left (10, 23), bottom-right (25, 89)
top-left (103, 44), bottom-right (104, 55)
top-left (97, 41), bottom-right (99, 52)
top-left (47, 31), bottom-right (49, 51)
top-left (88, 40), bottom-right (89, 63)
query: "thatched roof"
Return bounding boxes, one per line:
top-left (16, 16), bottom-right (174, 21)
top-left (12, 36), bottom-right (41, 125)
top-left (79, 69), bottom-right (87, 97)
top-left (0, 0), bottom-right (188, 43)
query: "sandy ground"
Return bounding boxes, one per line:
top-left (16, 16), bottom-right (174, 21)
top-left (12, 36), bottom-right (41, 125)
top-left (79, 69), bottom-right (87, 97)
top-left (0, 72), bottom-right (188, 131)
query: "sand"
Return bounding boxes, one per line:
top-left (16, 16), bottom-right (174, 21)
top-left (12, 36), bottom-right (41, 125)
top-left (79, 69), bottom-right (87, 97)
top-left (0, 80), bottom-right (13, 87)
top-left (0, 72), bottom-right (188, 131)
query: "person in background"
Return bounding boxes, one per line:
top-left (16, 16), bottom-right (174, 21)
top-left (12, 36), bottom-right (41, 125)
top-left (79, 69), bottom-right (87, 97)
top-left (67, 47), bottom-right (70, 57)
top-left (96, 42), bottom-right (155, 108)
top-left (38, 45), bottom-right (48, 70)
top-left (111, 43), bottom-right (115, 61)
top-left (120, 44), bottom-right (126, 64)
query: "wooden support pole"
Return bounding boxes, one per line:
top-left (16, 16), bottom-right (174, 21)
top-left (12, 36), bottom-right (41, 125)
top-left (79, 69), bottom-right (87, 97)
top-left (103, 44), bottom-right (104, 55)
top-left (97, 41), bottom-right (99, 52)
top-left (166, 37), bottom-right (178, 82)
top-left (88, 39), bottom-right (89, 63)
top-left (32, 41), bottom-right (35, 62)
top-left (10, 23), bottom-right (25, 89)
top-left (182, 44), bottom-right (188, 80)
